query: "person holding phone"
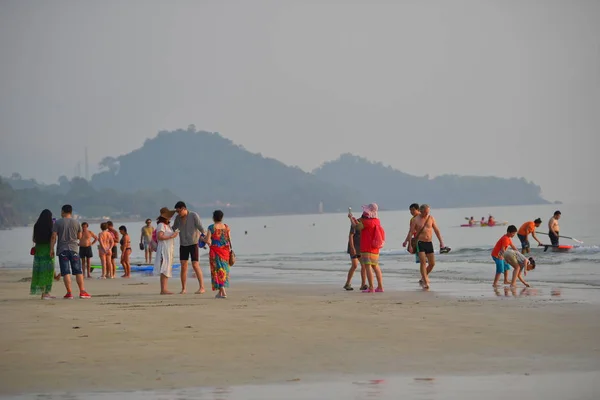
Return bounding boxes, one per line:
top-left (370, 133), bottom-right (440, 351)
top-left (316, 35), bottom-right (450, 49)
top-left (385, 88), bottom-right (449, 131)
top-left (344, 207), bottom-right (367, 291)
top-left (172, 201), bottom-right (206, 294)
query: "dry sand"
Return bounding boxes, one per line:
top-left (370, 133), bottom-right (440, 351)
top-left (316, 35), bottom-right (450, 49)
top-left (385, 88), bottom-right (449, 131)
top-left (0, 269), bottom-right (599, 395)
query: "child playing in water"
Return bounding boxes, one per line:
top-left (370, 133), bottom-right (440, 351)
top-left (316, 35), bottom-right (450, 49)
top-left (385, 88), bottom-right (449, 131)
top-left (503, 248), bottom-right (536, 287)
top-left (491, 225), bottom-right (519, 287)
top-left (98, 222), bottom-right (114, 279)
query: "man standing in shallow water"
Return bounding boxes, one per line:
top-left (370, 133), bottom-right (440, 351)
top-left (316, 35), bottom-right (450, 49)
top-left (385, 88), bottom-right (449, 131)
top-left (172, 201), bottom-right (206, 294)
top-left (548, 210), bottom-right (561, 246)
top-left (408, 204), bottom-right (446, 289)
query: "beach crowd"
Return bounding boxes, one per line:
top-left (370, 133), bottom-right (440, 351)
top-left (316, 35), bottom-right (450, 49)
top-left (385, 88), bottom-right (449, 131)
top-left (28, 201), bottom-right (563, 300)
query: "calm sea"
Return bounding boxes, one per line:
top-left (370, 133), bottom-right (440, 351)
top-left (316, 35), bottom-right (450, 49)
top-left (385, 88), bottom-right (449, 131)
top-left (1, 203), bottom-right (599, 302)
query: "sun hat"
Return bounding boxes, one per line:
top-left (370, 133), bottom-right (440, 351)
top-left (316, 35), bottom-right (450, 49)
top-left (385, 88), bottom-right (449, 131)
top-left (158, 207), bottom-right (176, 219)
top-left (361, 203), bottom-right (379, 218)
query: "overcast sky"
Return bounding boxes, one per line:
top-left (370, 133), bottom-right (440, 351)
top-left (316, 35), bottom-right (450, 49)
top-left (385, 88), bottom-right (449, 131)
top-left (1, 0), bottom-right (598, 204)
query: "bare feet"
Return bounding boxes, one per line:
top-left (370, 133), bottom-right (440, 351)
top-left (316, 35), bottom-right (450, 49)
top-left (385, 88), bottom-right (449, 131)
top-left (179, 289), bottom-right (186, 294)
top-left (195, 289), bottom-right (205, 294)
top-left (160, 291), bottom-right (174, 295)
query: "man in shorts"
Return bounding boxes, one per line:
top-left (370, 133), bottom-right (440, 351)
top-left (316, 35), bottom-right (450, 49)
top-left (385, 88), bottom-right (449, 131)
top-left (517, 218), bottom-right (542, 254)
top-left (343, 210), bottom-right (366, 291)
top-left (106, 221), bottom-right (119, 279)
top-left (140, 219), bottom-right (154, 264)
top-left (408, 204), bottom-right (446, 289)
top-left (79, 222), bottom-right (98, 278)
top-left (172, 201), bottom-right (206, 294)
top-left (402, 203), bottom-right (425, 265)
top-left (51, 204), bottom-right (91, 299)
top-left (548, 210), bottom-right (561, 246)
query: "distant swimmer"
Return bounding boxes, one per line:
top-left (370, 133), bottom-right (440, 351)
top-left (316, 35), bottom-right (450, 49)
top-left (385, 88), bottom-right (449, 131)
top-left (548, 210), bottom-right (561, 246)
top-left (517, 218), bottom-right (542, 254)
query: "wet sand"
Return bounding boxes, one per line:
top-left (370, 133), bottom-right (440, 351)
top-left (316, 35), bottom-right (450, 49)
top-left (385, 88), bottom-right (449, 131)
top-left (0, 269), bottom-right (599, 396)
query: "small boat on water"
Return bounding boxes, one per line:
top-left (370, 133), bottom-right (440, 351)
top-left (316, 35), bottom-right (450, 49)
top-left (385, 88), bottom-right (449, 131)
top-left (460, 221), bottom-right (508, 227)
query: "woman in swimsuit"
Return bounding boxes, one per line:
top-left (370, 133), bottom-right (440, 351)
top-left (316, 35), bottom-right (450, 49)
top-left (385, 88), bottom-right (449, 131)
top-left (119, 225), bottom-right (132, 278)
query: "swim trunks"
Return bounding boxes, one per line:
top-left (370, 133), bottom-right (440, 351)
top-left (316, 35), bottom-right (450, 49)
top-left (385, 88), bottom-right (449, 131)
top-left (79, 246), bottom-right (93, 259)
top-left (492, 256), bottom-right (510, 274)
top-left (417, 241), bottom-right (434, 255)
top-left (517, 234), bottom-right (529, 250)
top-left (549, 231), bottom-right (559, 246)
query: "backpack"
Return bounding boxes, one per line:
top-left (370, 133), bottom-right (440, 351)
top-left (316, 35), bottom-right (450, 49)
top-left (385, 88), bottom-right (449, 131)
top-left (372, 224), bottom-right (386, 249)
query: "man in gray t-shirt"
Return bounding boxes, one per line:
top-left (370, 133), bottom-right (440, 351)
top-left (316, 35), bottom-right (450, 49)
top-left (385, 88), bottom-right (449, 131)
top-left (51, 204), bottom-right (91, 299)
top-left (172, 201), bottom-right (206, 294)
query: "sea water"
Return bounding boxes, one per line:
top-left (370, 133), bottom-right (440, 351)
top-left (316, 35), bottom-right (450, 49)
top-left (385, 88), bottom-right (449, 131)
top-left (2, 203), bottom-right (599, 302)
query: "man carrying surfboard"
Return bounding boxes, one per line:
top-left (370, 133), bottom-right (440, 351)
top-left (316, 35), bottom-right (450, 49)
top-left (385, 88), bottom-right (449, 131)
top-left (548, 211), bottom-right (561, 246)
top-left (517, 218), bottom-right (542, 254)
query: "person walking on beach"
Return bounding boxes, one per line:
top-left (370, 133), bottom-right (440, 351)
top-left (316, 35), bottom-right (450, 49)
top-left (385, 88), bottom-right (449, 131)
top-left (79, 222), bottom-right (97, 278)
top-left (408, 204), bottom-right (446, 289)
top-left (350, 203), bottom-right (384, 293)
top-left (491, 225), bottom-right (519, 287)
top-left (97, 222), bottom-right (114, 279)
top-left (402, 203), bottom-right (427, 267)
top-left (548, 211), bottom-right (561, 246)
top-left (172, 201), bottom-right (206, 294)
top-left (30, 209), bottom-right (57, 299)
top-left (153, 207), bottom-right (178, 295)
top-left (51, 204), bottom-right (91, 299)
top-left (205, 210), bottom-right (232, 298)
top-left (343, 209), bottom-right (367, 291)
top-left (140, 219), bottom-right (154, 264)
top-left (119, 225), bottom-right (132, 278)
top-left (106, 221), bottom-right (119, 279)
top-left (517, 218), bottom-right (542, 254)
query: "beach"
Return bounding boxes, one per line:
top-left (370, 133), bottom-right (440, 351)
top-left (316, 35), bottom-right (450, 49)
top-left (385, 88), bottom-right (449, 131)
top-left (1, 269), bottom-right (599, 397)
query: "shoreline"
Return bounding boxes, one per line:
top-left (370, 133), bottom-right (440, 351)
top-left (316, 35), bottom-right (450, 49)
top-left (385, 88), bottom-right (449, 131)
top-left (1, 269), bottom-right (599, 395)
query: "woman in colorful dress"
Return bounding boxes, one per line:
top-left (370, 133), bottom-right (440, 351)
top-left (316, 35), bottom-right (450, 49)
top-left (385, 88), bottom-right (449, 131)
top-left (153, 207), bottom-right (178, 294)
top-left (30, 209), bottom-right (57, 299)
top-left (350, 203), bottom-right (384, 293)
top-left (205, 210), bottom-right (232, 299)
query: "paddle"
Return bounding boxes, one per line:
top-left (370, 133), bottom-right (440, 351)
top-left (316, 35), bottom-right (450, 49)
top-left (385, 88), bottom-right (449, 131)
top-left (535, 231), bottom-right (583, 244)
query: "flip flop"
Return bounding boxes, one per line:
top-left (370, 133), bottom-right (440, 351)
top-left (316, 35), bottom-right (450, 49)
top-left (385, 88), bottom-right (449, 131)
top-left (440, 247), bottom-right (451, 254)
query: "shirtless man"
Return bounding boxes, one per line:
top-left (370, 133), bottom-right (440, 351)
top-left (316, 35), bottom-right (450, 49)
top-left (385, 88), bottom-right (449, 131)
top-left (548, 210), bottom-right (561, 246)
top-left (402, 203), bottom-right (426, 266)
top-left (408, 204), bottom-right (446, 289)
top-left (79, 222), bottom-right (98, 278)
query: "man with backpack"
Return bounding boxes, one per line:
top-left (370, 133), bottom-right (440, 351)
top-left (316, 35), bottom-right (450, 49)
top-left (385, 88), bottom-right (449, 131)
top-left (408, 204), bottom-right (446, 289)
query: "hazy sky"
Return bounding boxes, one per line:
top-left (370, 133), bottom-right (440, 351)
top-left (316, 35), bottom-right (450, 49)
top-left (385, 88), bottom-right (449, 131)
top-left (1, 0), bottom-right (598, 204)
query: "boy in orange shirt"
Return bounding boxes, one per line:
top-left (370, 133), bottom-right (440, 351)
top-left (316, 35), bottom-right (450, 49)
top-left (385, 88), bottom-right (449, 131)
top-left (491, 225), bottom-right (519, 287)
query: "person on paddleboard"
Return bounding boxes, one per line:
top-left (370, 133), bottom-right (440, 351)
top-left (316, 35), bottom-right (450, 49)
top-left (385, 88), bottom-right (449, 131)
top-left (517, 218), bottom-right (542, 254)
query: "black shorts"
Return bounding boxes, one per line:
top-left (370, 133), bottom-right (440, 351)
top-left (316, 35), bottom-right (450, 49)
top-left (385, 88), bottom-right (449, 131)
top-left (79, 246), bottom-right (93, 259)
top-left (417, 241), bottom-right (435, 255)
top-left (111, 246), bottom-right (118, 259)
top-left (180, 244), bottom-right (199, 262)
top-left (517, 234), bottom-right (529, 249)
top-left (549, 231), bottom-right (559, 246)
top-left (349, 253), bottom-right (361, 260)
